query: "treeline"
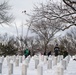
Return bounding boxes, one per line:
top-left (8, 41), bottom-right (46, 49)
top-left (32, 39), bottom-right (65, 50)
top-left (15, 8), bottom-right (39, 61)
top-left (0, 28), bottom-right (76, 56)
top-left (0, 0), bottom-right (76, 56)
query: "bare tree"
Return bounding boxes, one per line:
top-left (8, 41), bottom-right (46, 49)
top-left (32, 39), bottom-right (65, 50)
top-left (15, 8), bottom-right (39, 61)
top-left (59, 27), bottom-right (76, 55)
top-left (24, 0), bottom-right (76, 54)
top-left (63, 0), bottom-right (76, 11)
top-left (66, 27), bottom-right (76, 53)
top-left (31, 0), bottom-right (76, 30)
top-left (27, 3), bottom-right (61, 54)
top-left (0, 1), bottom-right (13, 25)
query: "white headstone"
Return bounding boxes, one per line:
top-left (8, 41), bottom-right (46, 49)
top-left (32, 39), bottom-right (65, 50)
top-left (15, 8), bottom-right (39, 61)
top-left (22, 63), bottom-right (28, 75)
top-left (57, 55), bottom-right (61, 63)
top-left (37, 65), bottom-right (43, 75)
top-left (56, 64), bottom-right (64, 75)
top-left (0, 62), bottom-right (2, 74)
top-left (47, 59), bottom-right (52, 69)
top-left (13, 55), bottom-right (16, 62)
top-left (22, 55), bottom-right (25, 61)
top-left (35, 58), bottom-right (39, 69)
top-left (19, 56), bottom-right (22, 63)
top-left (44, 56), bottom-right (48, 64)
top-left (53, 57), bottom-right (57, 66)
top-left (8, 61), bottom-right (13, 75)
top-left (7, 57), bottom-right (10, 66)
top-left (15, 58), bottom-right (19, 66)
top-left (41, 55), bottom-right (44, 61)
top-left (61, 59), bottom-right (67, 70)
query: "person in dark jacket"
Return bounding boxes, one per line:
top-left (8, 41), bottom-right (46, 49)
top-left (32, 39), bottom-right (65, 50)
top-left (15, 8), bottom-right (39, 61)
top-left (24, 48), bottom-right (30, 58)
top-left (44, 51), bottom-right (46, 55)
top-left (54, 44), bottom-right (60, 56)
top-left (48, 51), bottom-right (51, 56)
top-left (63, 50), bottom-right (68, 58)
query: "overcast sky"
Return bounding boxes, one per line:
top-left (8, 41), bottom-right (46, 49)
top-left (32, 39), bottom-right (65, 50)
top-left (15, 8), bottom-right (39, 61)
top-left (0, 0), bottom-right (50, 37)
top-left (0, 0), bottom-right (63, 37)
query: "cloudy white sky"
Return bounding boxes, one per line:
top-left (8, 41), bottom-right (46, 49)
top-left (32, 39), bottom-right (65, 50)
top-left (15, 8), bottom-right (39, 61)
top-left (0, 0), bottom-right (63, 37)
top-left (0, 0), bottom-right (49, 37)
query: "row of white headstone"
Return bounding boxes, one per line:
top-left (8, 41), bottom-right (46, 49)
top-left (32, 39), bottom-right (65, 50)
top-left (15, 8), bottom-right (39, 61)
top-left (0, 54), bottom-right (71, 75)
top-left (34, 55), bottom-right (71, 75)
